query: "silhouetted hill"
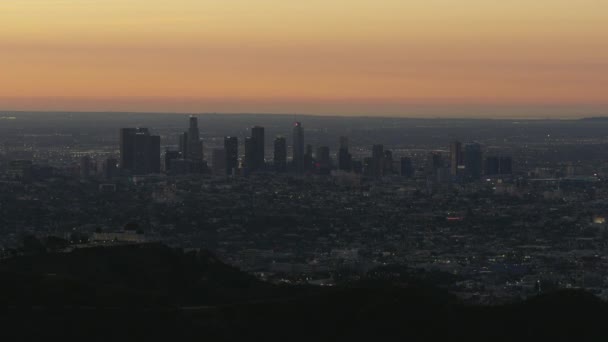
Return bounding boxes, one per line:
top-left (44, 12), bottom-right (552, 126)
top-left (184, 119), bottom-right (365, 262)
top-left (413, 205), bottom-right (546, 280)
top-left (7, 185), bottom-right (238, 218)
top-left (1, 244), bottom-right (607, 341)
top-left (0, 243), bottom-right (269, 307)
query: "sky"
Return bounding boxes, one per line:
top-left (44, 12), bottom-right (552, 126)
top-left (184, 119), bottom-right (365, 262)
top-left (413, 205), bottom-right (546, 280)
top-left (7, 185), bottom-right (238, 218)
top-left (1, 0), bottom-right (607, 117)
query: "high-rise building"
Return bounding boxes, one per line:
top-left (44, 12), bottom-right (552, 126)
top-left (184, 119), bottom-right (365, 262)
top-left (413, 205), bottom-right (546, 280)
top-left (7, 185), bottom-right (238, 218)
top-left (315, 146), bottom-right (330, 175)
top-left (120, 128), bottom-right (160, 175)
top-left (211, 148), bottom-right (226, 175)
top-left (292, 122), bottom-right (304, 173)
top-left (182, 116), bottom-right (203, 161)
top-left (450, 141), bottom-right (463, 176)
top-left (224, 136), bottom-right (238, 175)
top-left (338, 136), bottom-right (352, 172)
top-left (427, 152), bottom-right (443, 176)
top-left (120, 128), bottom-right (137, 171)
top-left (304, 144), bottom-right (314, 173)
top-left (244, 137), bottom-right (255, 174)
top-left (371, 144), bottom-right (384, 178)
top-left (400, 157), bottom-right (414, 178)
top-left (164, 150), bottom-right (181, 173)
top-left (464, 143), bottom-right (483, 180)
top-left (179, 132), bottom-right (188, 158)
top-left (251, 126), bottom-right (265, 171)
top-left (273, 136), bottom-right (287, 172)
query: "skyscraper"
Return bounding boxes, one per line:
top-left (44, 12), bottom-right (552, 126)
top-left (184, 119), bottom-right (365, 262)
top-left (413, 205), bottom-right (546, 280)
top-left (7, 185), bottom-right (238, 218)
top-left (338, 136), bottom-right (352, 172)
top-left (292, 122), bottom-right (304, 173)
top-left (304, 144), bottom-right (314, 173)
top-left (120, 128), bottom-right (160, 175)
top-left (183, 116), bottom-right (204, 161)
top-left (427, 152), bottom-right (443, 177)
top-left (274, 136), bottom-right (287, 172)
top-left (224, 136), bottom-right (238, 175)
top-left (450, 141), bottom-right (463, 176)
top-left (164, 150), bottom-right (181, 173)
top-left (251, 126), bottom-right (265, 171)
top-left (371, 144), bottom-right (384, 178)
top-left (464, 143), bottom-right (483, 180)
top-left (244, 137), bottom-right (255, 174)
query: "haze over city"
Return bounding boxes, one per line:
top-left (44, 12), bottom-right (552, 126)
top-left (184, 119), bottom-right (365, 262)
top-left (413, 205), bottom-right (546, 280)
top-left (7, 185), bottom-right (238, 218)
top-left (4, 2), bottom-right (608, 341)
top-left (1, 0), bottom-right (607, 117)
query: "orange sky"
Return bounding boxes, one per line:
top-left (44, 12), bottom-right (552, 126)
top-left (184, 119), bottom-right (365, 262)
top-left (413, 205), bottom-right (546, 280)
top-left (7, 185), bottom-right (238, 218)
top-left (1, 1), bottom-right (607, 117)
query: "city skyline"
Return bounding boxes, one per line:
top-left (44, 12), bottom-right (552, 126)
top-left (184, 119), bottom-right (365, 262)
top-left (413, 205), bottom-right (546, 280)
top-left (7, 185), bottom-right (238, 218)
top-left (1, 1), bottom-right (607, 117)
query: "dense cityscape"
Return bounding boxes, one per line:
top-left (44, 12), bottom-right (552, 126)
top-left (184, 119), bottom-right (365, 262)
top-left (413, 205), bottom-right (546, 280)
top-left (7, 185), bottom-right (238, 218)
top-left (2, 112), bottom-right (608, 304)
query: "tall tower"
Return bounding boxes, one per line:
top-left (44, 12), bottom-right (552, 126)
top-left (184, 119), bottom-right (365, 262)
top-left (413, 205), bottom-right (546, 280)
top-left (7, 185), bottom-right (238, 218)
top-left (338, 136), bottom-right (352, 171)
top-left (292, 122), bottom-right (304, 173)
top-left (428, 152), bottom-right (443, 176)
top-left (274, 136), bottom-right (287, 172)
top-left (244, 137), bottom-right (255, 173)
top-left (251, 126), bottom-right (265, 171)
top-left (464, 143), bottom-right (483, 180)
top-left (450, 141), bottom-right (463, 176)
top-left (371, 144), bottom-right (384, 178)
top-left (120, 128), bottom-right (160, 175)
top-left (224, 136), bottom-right (239, 175)
top-left (186, 116), bottom-right (203, 161)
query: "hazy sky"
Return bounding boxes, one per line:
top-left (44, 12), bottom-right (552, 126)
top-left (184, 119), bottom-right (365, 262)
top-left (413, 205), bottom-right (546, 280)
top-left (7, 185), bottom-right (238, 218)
top-left (1, 1), bottom-right (607, 117)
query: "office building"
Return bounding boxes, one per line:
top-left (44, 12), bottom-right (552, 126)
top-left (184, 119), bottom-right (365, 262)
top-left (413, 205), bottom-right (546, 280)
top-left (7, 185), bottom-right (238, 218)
top-left (338, 136), bottom-right (352, 171)
top-left (180, 116), bottom-right (204, 161)
top-left (371, 144), bottom-right (384, 178)
top-left (224, 136), bottom-right (238, 175)
top-left (164, 150), bottom-right (181, 173)
top-left (464, 143), bottom-right (483, 180)
top-left (251, 126), bottom-right (265, 171)
top-left (450, 141), bottom-right (463, 176)
top-left (293, 122), bottom-right (304, 173)
top-left (304, 144), bottom-right (314, 173)
top-left (274, 137), bottom-right (287, 172)
top-left (120, 128), bottom-right (160, 175)
top-left (244, 137), bottom-right (255, 174)
top-left (427, 152), bottom-right (443, 176)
